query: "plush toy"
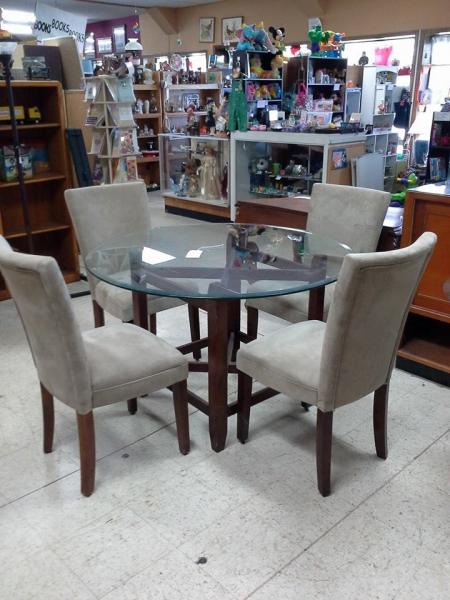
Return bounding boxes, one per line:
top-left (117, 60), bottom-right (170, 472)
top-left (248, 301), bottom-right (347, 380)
top-left (250, 55), bottom-right (264, 78)
top-left (253, 22), bottom-right (274, 52)
top-left (236, 24), bottom-right (257, 51)
top-left (268, 84), bottom-right (280, 99)
top-left (260, 85), bottom-right (270, 99)
top-left (319, 30), bottom-right (333, 54)
top-left (246, 81), bottom-right (257, 102)
top-left (270, 55), bottom-right (283, 78)
top-left (268, 26), bottom-right (286, 54)
top-left (330, 32), bottom-right (345, 57)
top-left (308, 25), bottom-right (324, 56)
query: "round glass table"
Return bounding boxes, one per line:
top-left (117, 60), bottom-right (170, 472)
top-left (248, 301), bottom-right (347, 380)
top-left (85, 223), bottom-right (351, 451)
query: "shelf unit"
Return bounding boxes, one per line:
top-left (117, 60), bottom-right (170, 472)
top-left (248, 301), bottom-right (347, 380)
top-left (230, 130), bottom-right (366, 220)
top-left (366, 131), bottom-right (399, 192)
top-left (426, 112), bottom-right (450, 183)
top-left (0, 81), bottom-right (79, 300)
top-left (133, 82), bottom-right (163, 191)
top-left (159, 133), bottom-right (230, 219)
top-left (360, 66), bottom-right (398, 127)
top-left (85, 75), bottom-right (139, 184)
top-left (397, 184), bottom-right (450, 384)
top-left (163, 82), bottom-right (221, 134)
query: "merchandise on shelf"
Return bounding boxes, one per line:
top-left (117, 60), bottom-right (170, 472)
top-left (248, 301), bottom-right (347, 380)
top-left (268, 26), bottom-right (286, 55)
top-left (236, 23), bottom-right (276, 53)
top-left (0, 145), bottom-right (32, 181)
top-left (308, 25), bottom-right (345, 58)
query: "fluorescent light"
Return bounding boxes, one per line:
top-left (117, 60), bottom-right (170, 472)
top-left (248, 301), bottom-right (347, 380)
top-left (1, 10), bottom-right (35, 24)
top-left (1, 22), bottom-right (32, 35)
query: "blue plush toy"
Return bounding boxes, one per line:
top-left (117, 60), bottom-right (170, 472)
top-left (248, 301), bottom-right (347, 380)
top-left (236, 24), bottom-right (257, 51)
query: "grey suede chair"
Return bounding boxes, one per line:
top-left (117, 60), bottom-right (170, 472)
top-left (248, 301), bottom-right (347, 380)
top-left (0, 237), bottom-right (190, 497)
top-left (65, 182), bottom-right (201, 355)
top-left (237, 233), bottom-right (436, 496)
top-left (246, 183), bottom-right (391, 338)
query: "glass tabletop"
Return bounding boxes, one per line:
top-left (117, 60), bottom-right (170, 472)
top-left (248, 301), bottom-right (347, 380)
top-left (84, 224), bottom-right (351, 300)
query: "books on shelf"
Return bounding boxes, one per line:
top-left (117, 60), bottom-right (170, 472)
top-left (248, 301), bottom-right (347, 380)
top-left (108, 104), bottom-right (136, 127)
top-left (110, 128), bottom-right (139, 157)
top-left (113, 156), bottom-right (139, 183)
top-left (117, 77), bottom-right (136, 103)
top-left (90, 131), bottom-right (106, 155)
top-left (84, 80), bottom-right (99, 103)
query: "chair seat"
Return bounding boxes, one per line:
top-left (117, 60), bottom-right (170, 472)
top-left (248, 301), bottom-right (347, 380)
top-left (95, 280), bottom-right (184, 323)
top-left (237, 320), bottom-right (326, 405)
top-left (246, 283), bottom-right (335, 324)
top-left (83, 323), bottom-right (188, 407)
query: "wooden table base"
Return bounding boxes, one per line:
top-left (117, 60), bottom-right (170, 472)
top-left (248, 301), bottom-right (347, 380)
top-left (132, 290), bottom-right (324, 452)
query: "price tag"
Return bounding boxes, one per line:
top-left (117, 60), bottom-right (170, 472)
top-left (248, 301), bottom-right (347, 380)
top-left (186, 250), bottom-right (203, 258)
top-left (257, 100), bottom-right (267, 108)
top-left (333, 83), bottom-right (341, 91)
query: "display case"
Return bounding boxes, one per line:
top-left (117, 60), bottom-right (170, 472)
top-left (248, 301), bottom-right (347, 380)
top-left (426, 112), bottom-right (450, 183)
top-left (134, 81), bottom-right (163, 191)
top-left (163, 82), bottom-right (221, 135)
top-left (360, 65), bottom-right (398, 128)
top-left (159, 133), bottom-right (230, 219)
top-left (230, 130), bottom-right (366, 220)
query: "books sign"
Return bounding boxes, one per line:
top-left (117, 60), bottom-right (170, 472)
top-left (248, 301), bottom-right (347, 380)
top-left (33, 2), bottom-right (87, 52)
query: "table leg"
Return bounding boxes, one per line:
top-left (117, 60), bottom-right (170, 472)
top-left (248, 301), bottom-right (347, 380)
top-left (308, 287), bottom-right (325, 321)
top-left (207, 299), bottom-right (230, 452)
top-left (228, 299), bottom-right (241, 363)
top-left (132, 290), bottom-right (148, 329)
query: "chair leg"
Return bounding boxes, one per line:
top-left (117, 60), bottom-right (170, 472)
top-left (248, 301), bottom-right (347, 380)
top-left (149, 313), bottom-right (157, 334)
top-left (188, 305), bottom-right (201, 360)
top-left (373, 384), bottom-right (389, 459)
top-left (172, 380), bottom-right (190, 455)
top-left (92, 300), bottom-right (105, 328)
top-left (40, 384), bottom-right (54, 453)
top-left (237, 371), bottom-right (253, 443)
top-left (247, 306), bottom-right (259, 341)
top-left (316, 409), bottom-right (333, 497)
top-left (76, 412), bottom-right (96, 497)
top-left (127, 398), bottom-right (138, 414)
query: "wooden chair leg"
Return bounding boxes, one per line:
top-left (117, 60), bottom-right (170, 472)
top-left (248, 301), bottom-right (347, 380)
top-left (127, 398), bottom-right (138, 414)
top-left (237, 371), bottom-right (253, 443)
top-left (92, 300), bottom-right (105, 328)
top-left (316, 409), bottom-right (333, 497)
top-left (40, 384), bottom-right (54, 454)
top-left (373, 384), bottom-right (389, 459)
top-left (247, 306), bottom-right (259, 341)
top-left (149, 313), bottom-right (157, 334)
top-left (188, 305), bottom-right (201, 360)
top-left (77, 412), bottom-right (96, 497)
top-left (172, 380), bottom-right (190, 455)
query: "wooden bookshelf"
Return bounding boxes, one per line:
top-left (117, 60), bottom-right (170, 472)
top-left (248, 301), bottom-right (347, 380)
top-left (0, 81), bottom-right (79, 300)
top-left (134, 78), bottom-right (163, 191)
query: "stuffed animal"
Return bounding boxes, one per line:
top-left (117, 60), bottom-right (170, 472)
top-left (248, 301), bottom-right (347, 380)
top-left (236, 24), bottom-right (256, 51)
top-left (246, 81), bottom-right (257, 102)
top-left (308, 25), bottom-right (324, 56)
top-left (259, 85), bottom-right (270, 99)
top-left (268, 26), bottom-right (286, 54)
top-left (250, 55), bottom-right (264, 78)
top-left (254, 22), bottom-right (276, 53)
top-left (270, 55), bottom-right (283, 78)
top-left (330, 32), bottom-right (345, 57)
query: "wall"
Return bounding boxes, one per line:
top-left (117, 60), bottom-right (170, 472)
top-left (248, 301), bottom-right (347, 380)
top-left (86, 16), bottom-right (141, 57)
top-left (139, 0), bottom-right (450, 54)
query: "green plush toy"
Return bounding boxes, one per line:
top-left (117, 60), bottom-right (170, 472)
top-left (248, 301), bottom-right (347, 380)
top-left (308, 25), bottom-right (324, 56)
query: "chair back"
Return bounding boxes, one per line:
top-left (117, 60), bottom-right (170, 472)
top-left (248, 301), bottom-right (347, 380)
top-left (0, 238), bottom-right (92, 413)
top-left (318, 232), bottom-right (437, 411)
top-left (307, 183), bottom-right (391, 253)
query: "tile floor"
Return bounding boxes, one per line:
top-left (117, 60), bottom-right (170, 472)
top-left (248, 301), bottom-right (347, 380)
top-left (0, 195), bottom-right (449, 599)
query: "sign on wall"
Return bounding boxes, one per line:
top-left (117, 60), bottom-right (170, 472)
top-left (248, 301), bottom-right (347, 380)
top-left (33, 2), bottom-right (87, 52)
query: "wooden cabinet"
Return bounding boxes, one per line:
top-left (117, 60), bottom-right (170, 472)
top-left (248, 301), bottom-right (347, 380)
top-left (0, 81), bottom-right (79, 300)
top-left (134, 82), bottom-right (163, 190)
top-left (398, 184), bottom-right (450, 380)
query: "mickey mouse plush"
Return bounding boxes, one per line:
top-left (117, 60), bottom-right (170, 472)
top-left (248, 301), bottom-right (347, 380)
top-left (268, 26), bottom-right (286, 54)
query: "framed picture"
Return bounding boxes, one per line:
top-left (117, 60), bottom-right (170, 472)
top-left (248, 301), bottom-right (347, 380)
top-left (222, 17), bottom-right (243, 44)
top-left (199, 17), bottom-right (214, 43)
top-left (113, 25), bottom-right (126, 53)
top-left (97, 37), bottom-right (113, 54)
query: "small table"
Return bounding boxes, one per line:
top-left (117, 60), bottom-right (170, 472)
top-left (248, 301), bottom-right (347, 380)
top-left (85, 223), bottom-right (350, 452)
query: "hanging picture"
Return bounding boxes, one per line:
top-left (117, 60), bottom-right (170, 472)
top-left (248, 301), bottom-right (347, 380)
top-left (97, 37), bottom-right (113, 54)
top-left (113, 25), bottom-right (127, 53)
top-left (199, 17), bottom-right (214, 43)
top-left (331, 148), bottom-right (348, 170)
top-left (222, 17), bottom-right (243, 44)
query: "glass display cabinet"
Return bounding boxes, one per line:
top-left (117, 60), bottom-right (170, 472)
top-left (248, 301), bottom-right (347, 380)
top-left (159, 133), bottom-right (230, 219)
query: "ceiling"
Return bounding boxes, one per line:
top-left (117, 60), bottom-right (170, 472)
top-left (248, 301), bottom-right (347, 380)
top-left (1, 0), bottom-right (223, 22)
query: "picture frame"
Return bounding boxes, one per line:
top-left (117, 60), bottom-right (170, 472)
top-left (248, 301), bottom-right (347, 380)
top-left (113, 25), bottom-right (127, 53)
top-left (222, 17), bottom-right (243, 44)
top-left (97, 37), bottom-right (113, 54)
top-left (199, 17), bottom-right (214, 43)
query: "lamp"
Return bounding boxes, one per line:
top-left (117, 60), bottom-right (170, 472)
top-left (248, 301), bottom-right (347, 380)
top-left (0, 26), bottom-right (33, 252)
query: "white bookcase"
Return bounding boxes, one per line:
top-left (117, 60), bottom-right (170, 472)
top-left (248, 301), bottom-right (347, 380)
top-left (360, 65), bottom-right (398, 129)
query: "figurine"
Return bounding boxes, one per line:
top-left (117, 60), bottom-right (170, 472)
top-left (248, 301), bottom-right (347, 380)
top-left (199, 147), bottom-right (221, 200)
top-left (185, 158), bottom-right (200, 197)
top-left (358, 51), bottom-right (369, 66)
top-left (144, 99), bottom-right (150, 114)
top-left (228, 64), bottom-right (248, 132)
top-left (246, 81), bottom-right (257, 102)
top-left (268, 26), bottom-right (286, 55)
top-left (205, 97), bottom-right (217, 134)
top-left (250, 55), bottom-right (264, 79)
top-left (221, 162), bottom-right (228, 199)
top-left (308, 25), bottom-right (324, 56)
top-left (149, 95), bottom-right (158, 112)
top-left (135, 99), bottom-right (144, 114)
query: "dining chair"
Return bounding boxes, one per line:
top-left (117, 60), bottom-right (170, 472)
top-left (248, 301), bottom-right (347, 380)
top-left (65, 182), bottom-right (201, 358)
top-left (236, 232), bottom-right (436, 496)
top-left (0, 237), bottom-right (190, 497)
top-left (245, 183), bottom-right (391, 339)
